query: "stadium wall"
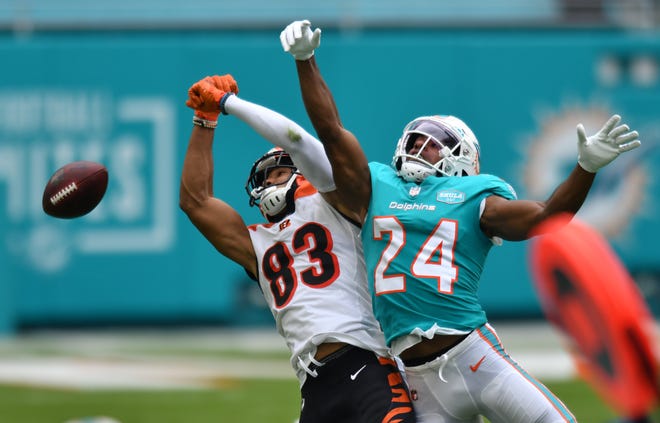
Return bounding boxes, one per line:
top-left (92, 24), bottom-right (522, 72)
top-left (0, 28), bottom-right (658, 333)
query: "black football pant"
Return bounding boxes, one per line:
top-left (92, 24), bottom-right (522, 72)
top-left (299, 345), bottom-right (416, 423)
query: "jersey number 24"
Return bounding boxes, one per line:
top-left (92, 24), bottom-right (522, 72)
top-left (373, 216), bottom-right (458, 295)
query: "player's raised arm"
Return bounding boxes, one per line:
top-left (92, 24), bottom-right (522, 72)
top-left (179, 75), bottom-right (257, 276)
top-left (217, 89), bottom-right (336, 195)
top-left (480, 114), bottom-right (641, 241)
top-left (281, 20), bottom-right (371, 221)
top-left (183, 72), bottom-right (369, 220)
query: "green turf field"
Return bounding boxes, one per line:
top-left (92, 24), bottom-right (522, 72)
top-left (0, 378), bottom-right (630, 423)
top-left (1, 326), bottom-right (657, 422)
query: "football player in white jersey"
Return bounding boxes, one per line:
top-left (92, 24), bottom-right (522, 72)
top-left (180, 74), bottom-right (416, 423)
top-left (280, 20), bottom-right (642, 423)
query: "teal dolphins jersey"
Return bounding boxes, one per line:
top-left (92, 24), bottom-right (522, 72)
top-left (362, 162), bottom-right (517, 347)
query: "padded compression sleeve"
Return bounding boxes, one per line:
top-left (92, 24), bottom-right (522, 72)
top-left (224, 95), bottom-right (336, 193)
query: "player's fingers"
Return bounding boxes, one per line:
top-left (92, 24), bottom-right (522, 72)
top-left (311, 28), bottom-right (322, 46)
top-left (618, 139), bottom-right (641, 153)
top-left (284, 26), bottom-right (296, 47)
top-left (188, 81), bottom-right (204, 95)
top-left (210, 75), bottom-right (227, 90)
top-left (228, 76), bottom-right (239, 94)
top-left (600, 114), bottom-right (621, 134)
top-left (197, 81), bottom-right (215, 99)
top-left (186, 87), bottom-right (198, 100)
top-left (280, 30), bottom-right (291, 52)
top-left (186, 95), bottom-right (201, 109)
top-left (576, 123), bottom-right (588, 144)
top-left (609, 124), bottom-right (631, 139)
top-left (215, 74), bottom-right (238, 94)
top-left (186, 96), bottom-right (201, 109)
top-left (615, 130), bottom-right (639, 145)
top-left (293, 22), bottom-right (303, 39)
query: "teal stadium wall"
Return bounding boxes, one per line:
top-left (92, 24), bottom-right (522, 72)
top-left (0, 28), bottom-right (658, 333)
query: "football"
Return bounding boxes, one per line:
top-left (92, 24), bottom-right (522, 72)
top-left (42, 161), bottom-right (109, 219)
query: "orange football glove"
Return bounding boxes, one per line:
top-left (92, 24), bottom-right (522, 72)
top-left (186, 74), bottom-right (239, 121)
top-left (208, 74), bottom-right (239, 94)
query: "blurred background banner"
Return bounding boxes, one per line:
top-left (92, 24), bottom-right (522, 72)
top-left (0, 0), bottom-right (658, 334)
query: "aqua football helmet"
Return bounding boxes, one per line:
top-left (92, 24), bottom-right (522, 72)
top-left (392, 115), bottom-right (481, 182)
top-left (246, 148), bottom-right (299, 221)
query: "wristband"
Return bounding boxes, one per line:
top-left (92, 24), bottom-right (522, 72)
top-left (219, 92), bottom-right (235, 115)
top-left (192, 115), bottom-right (218, 129)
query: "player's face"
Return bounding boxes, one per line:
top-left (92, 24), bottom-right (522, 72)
top-left (407, 135), bottom-right (443, 165)
top-left (263, 167), bottom-right (294, 187)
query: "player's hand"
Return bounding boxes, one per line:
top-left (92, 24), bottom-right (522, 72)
top-left (186, 75), bottom-right (239, 121)
top-left (280, 20), bottom-right (321, 61)
top-left (577, 114), bottom-right (641, 173)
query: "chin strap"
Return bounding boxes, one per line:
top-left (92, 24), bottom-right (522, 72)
top-left (262, 177), bottom-right (299, 223)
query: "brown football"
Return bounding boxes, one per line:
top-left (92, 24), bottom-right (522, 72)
top-left (42, 161), bottom-right (109, 219)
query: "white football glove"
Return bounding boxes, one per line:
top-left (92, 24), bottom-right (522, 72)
top-left (577, 114), bottom-right (641, 173)
top-left (280, 20), bottom-right (321, 61)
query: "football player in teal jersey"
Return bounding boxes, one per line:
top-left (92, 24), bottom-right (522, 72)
top-left (280, 20), bottom-right (642, 423)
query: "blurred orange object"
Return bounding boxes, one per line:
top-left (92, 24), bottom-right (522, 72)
top-left (529, 214), bottom-right (659, 419)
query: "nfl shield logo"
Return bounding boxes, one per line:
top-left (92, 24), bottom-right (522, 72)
top-left (409, 186), bottom-right (421, 197)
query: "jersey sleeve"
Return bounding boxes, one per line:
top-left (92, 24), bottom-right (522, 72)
top-left (368, 162), bottom-right (391, 182)
top-left (475, 174), bottom-right (518, 246)
top-left (224, 95), bottom-right (336, 193)
top-left (479, 174), bottom-right (517, 200)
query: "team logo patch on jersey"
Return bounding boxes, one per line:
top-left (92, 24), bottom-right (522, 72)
top-left (279, 219), bottom-right (291, 231)
top-left (436, 190), bottom-right (465, 204)
top-left (409, 186), bottom-right (421, 197)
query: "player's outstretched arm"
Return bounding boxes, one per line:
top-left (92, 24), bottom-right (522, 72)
top-left (221, 93), bottom-right (336, 194)
top-left (180, 76), bottom-right (257, 276)
top-left (189, 72), bottom-right (336, 195)
top-left (281, 20), bottom-right (371, 222)
top-left (481, 114), bottom-right (641, 241)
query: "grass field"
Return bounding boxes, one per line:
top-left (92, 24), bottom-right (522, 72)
top-left (0, 324), bottom-right (656, 422)
top-left (0, 378), bottom-right (622, 423)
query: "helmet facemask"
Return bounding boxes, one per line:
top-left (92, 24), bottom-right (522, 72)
top-left (393, 115), bottom-right (480, 183)
top-left (246, 148), bottom-right (299, 222)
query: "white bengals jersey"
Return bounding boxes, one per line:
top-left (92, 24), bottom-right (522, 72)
top-left (247, 177), bottom-right (389, 385)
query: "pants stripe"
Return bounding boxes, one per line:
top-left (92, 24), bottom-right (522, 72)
top-left (477, 324), bottom-right (576, 423)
